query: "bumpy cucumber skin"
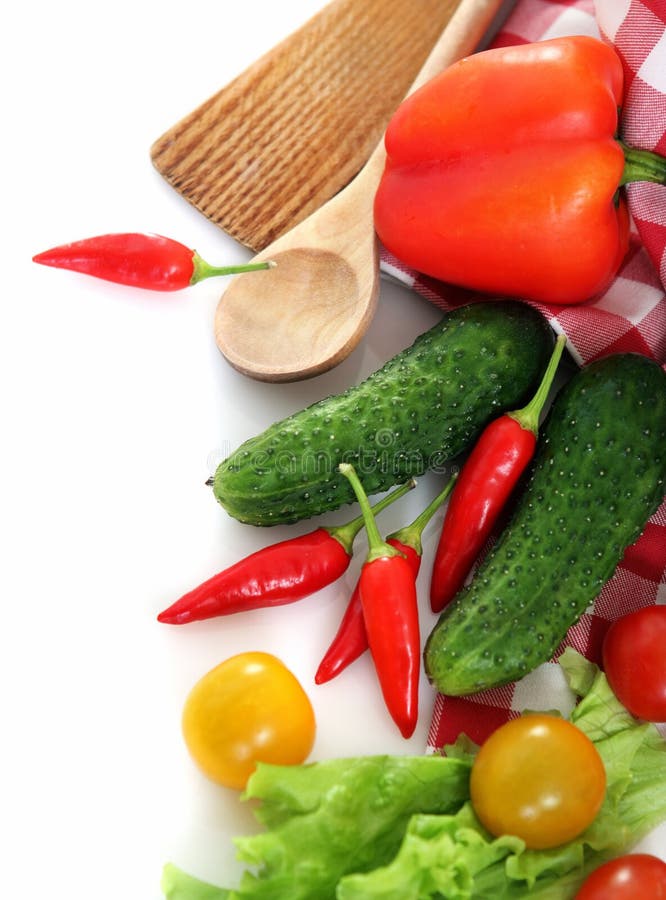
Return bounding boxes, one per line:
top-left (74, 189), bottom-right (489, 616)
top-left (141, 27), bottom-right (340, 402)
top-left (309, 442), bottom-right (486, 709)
top-left (213, 302), bottom-right (555, 526)
top-left (424, 352), bottom-right (666, 697)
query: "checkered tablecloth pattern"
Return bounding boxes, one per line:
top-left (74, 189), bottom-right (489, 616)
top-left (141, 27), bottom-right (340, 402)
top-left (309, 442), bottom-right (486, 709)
top-left (377, 0), bottom-right (666, 749)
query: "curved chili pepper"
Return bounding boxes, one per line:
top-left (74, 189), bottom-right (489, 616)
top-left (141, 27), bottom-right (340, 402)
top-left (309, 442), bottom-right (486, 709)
top-left (157, 478), bottom-right (415, 625)
top-left (32, 232), bottom-right (273, 291)
top-left (339, 463), bottom-right (421, 739)
top-left (315, 472), bottom-right (457, 685)
top-left (374, 36), bottom-right (666, 305)
top-left (430, 333), bottom-right (567, 614)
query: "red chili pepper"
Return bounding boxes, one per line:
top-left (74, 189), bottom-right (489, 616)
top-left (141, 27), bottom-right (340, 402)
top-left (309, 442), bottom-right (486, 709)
top-left (374, 36), bottom-right (666, 305)
top-left (339, 463), bottom-right (421, 739)
top-left (315, 472), bottom-right (457, 685)
top-left (430, 334), bottom-right (567, 614)
top-left (157, 478), bottom-right (415, 625)
top-left (32, 232), bottom-right (273, 291)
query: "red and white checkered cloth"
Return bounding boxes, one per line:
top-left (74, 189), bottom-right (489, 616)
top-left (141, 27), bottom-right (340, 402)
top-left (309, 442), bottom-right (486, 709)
top-left (377, 0), bottom-right (666, 749)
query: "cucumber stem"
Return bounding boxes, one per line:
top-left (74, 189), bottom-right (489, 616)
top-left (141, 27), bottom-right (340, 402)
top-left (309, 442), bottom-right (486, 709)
top-left (328, 476), bottom-right (416, 554)
top-left (620, 142), bottom-right (666, 187)
top-left (387, 471), bottom-right (458, 556)
top-left (338, 464), bottom-right (403, 563)
top-left (191, 253), bottom-right (276, 284)
top-left (510, 333), bottom-right (567, 434)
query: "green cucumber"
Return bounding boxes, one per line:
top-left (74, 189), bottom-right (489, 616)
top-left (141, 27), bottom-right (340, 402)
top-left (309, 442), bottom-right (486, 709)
top-left (424, 352), bottom-right (666, 696)
top-left (213, 301), bottom-right (555, 525)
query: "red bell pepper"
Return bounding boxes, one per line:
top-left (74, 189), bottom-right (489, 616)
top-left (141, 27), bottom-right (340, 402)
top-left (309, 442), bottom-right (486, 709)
top-left (374, 36), bottom-right (666, 306)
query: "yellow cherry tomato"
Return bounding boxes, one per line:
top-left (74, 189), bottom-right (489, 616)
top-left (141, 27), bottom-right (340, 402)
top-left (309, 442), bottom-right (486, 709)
top-left (181, 651), bottom-right (316, 790)
top-left (470, 714), bottom-right (606, 850)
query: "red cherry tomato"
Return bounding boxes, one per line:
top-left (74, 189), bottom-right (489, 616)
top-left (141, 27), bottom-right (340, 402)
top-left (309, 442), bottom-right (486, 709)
top-left (575, 853), bottom-right (666, 899)
top-left (602, 605), bottom-right (666, 722)
top-left (469, 714), bottom-right (606, 850)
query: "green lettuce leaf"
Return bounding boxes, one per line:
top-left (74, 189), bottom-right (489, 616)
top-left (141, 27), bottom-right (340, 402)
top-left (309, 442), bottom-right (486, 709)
top-left (161, 862), bottom-right (230, 899)
top-left (163, 650), bottom-right (666, 899)
top-left (163, 754), bottom-right (470, 899)
top-left (333, 649), bottom-right (666, 899)
top-left (336, 805), bottom-right (523, 900)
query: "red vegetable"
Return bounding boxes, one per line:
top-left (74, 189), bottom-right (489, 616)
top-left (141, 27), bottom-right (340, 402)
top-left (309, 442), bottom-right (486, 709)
top-left (339, 463), bottom-right (421, 738)
top-left (430, 333), bottom-right (566, 613)
top-left (374, 36), bottom-right (666, 305)
top-left (315, 473), bottom-right (457, 685)
top-left (157, 478), bottom-right (415, 625)
top-left (32, 232), bottom-right (273, 291)
top-left (602, 605), bottom-right (666, 722)
top-left (575, 853), bottom-right (666, 899)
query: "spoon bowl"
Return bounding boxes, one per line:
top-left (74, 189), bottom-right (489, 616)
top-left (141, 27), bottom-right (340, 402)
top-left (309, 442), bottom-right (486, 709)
top-left (215, 0), bottom-right (506, 382)
top-left (215, 248), bottom-right (374, 381)
top-left (215, 156), bottom-right (382, 381)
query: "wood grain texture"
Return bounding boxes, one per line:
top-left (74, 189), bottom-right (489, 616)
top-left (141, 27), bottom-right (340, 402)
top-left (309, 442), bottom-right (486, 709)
top-left (213, 0), bottom-right (506, 383)
top-left (150, 0), bottom-right (461, 251)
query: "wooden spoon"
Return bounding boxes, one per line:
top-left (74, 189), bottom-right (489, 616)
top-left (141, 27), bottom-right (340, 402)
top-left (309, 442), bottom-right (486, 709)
top-left (215, 0), bottom-right (506, 382)
top-left (151, 0), bottom-right (468, 252)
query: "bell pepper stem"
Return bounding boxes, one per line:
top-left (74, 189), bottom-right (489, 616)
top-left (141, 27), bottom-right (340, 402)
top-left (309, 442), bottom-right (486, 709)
top-left (328, 477), bottom-right (416, 555)
top-left (620, 142), bottom-right (666, 187)
top-left (191, 253), bottom-right (276, 284)
top-left (510, 334), bottom-right (567, 434)
top-left (338, 464), bottom-right (403, 563)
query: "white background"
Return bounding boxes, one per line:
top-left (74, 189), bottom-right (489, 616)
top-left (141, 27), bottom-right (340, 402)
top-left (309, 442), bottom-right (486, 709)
top-left (3, 1), bottom-right (664, 898)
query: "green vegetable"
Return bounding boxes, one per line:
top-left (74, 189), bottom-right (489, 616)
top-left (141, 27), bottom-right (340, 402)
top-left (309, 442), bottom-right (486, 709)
top-left (213, 301), bottom-right (555, 525)
top-left (338, 651), bottom-right (666, 898)
top-left (161, 650), bottom-right (666, 899)
top-left (163, 754), bottom-right (472, 899)
top-left (424, 352), bottom-right (666, 696)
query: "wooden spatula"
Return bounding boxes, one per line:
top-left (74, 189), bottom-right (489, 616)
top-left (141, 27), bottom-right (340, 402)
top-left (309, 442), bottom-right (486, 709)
top-left (150, 0), bottom-right (462, 252)
top-left (214, 0), bottom-right (505, 383)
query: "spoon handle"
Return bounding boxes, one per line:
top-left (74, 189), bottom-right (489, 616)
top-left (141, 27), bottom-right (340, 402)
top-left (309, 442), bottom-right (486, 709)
top-left (351, 0), bottom-right (509, 207)
top-left (214, 0), bottom-right (513, 383)
top-left (408, 0), bottom-right (509, 94)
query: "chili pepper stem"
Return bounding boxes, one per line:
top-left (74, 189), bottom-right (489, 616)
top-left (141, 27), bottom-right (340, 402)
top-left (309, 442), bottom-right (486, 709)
top-left (190, 253), bottom-right (276, 285)
top-left (509, 334), bottom-right (567, 433)
top-left (387, 472), bottom-right (458, 556)
top-left (338, 464), bottom-right (403, 562)
top-left (620, 142), bottom-right (666, 187)
top-left (328, 476), bottom-right (416, 555)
